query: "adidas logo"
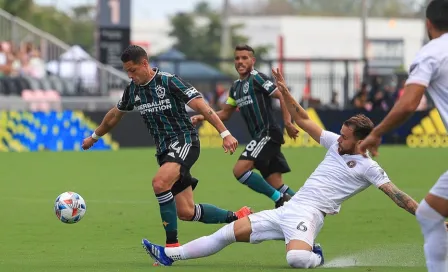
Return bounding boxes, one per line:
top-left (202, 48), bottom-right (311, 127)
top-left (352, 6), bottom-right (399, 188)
top-left (407, 109), bottom-right (448, 148)
top-left (242, 151), bottom-right (247, 157)
top-left (168, 152), bottom-right (175, 158)
top-left (135, 95), bottom-right (141, 102)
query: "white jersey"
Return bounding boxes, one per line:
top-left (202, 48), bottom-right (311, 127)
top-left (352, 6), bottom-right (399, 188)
top-left (291, 131), bottom-right (390, 215)
top-left (406, 33), bottom-right (448, 129)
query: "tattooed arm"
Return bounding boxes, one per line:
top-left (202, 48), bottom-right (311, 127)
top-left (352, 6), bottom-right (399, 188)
top-left (275, 82), bottom-right (323, 143)
top-left (188, 97), bottom-right (229, 134)
top-left (271, 68), bottom-right (322, 142)
top-left (379, 182), bottom-right (419, 215)
top-left (188, 97), bottom-right (238, 154)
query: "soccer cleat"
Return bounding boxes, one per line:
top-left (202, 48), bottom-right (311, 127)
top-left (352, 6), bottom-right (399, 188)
top-left (152, 242), bottom-right (181, 266)
top-left (312, 243), bottom-right (324, 266)
top-left (275, 193), bottom-right (291, 208)
top-left (235, 206), bottom-right (252, 219)
top-left (141, 239), bottom-right (174, 266)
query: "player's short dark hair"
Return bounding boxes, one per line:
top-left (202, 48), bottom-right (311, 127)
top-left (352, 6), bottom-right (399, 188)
top-left (343, 114), bottom-right (374, 140)
top-left (120, 45), bottom-right (148, 63)
top-left (426, 0), bottom-right (448, 31)
top-left (235, 44), bottom-right (255, 54)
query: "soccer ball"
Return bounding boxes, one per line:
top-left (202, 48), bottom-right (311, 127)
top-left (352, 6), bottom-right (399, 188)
top-left (54, 192), bottom-right (87, 224)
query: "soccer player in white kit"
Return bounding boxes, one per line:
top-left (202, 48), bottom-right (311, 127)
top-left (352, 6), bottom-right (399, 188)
top-left (141, 69), bottom-right (421, 268)
top-left (360, 1), bottom-right (448, 271)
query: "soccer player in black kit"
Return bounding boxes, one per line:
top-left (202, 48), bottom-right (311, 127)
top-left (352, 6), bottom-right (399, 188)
top-left (82, 45), bottom-right (252, 248)
top-left (192, 45), bottom-right (299, 208)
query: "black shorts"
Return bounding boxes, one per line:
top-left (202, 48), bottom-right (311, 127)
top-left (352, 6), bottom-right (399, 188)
top-left (238, 136), bottom-right (291, 178)
top-left (156, 140), bottom-right (200, 196)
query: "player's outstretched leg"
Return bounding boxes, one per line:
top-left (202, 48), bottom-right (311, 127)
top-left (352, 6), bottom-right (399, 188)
top-left (153, 163), bottom-right (184, 246)
top-left (142, 217), bottom-right (253, 266)
top-left (416, 171), bottom-right (448, 272)
top-left (175, 186), bottom-right (252, 224)
top-left (233, 160), bottom-right (288, 208)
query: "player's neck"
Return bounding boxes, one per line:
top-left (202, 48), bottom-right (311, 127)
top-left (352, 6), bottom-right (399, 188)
top-left (141, 68), bottom-right (156, 86)
top-left (352, 145), bottom-right (363, 156)
top-left (430, 30), bottom-right (448, 40)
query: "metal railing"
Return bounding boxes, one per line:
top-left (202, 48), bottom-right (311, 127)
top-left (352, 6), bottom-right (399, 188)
top-left (0, 8), bottom-right (129, 95)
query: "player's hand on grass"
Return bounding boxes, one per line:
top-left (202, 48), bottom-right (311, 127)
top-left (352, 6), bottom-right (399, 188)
top-left (359, 133), bottom-right (382, 157)
top-left (82, 137), bottom-right (97, 150)
top-left (285, 122), bottom-right (299, 140)
top-left (190, 115), bottom-right (204, 126)
top-left (222, 135), bottom-right (238, 155)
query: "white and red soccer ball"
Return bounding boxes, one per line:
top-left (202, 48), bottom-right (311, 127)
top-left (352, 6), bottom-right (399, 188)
top-left (54, 192), bottom-right (87, 224)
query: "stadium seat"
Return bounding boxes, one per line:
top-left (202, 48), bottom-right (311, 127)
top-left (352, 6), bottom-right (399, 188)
top-left (40, 77), bottom-right (53, 91)
top-left (0, 78), bottom-right (6, 95)
top-left (47, 76), bottom-right (65, 94)
top-left (23, 76), bottom-right (42, 90)
top-left (2, 77), bottom-right (19, 96)
top-left (61, 78), bottom-right (78, 96)
top-left (45, 90), bottom-right (62, 111)
top-left (16, 77), bottom-right (31, 92)
top-left (34, 90), bottom-right (51, 112)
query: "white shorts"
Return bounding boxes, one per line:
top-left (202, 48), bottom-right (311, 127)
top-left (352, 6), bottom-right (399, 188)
top-left (429, 170), bottom-right (448, 200)
top-left (248, 202), bottom-right (325, 247)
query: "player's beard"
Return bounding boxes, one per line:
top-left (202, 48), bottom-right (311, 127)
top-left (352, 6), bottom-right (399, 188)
top-left (236, 65), bottom-right (251, 77)
top-left (338, 144), bottom-right (356, 155)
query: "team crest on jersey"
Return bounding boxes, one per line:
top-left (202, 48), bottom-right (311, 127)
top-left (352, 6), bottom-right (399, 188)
top-left (347, 161), bottom-right (356, 168)
top-left (243, 82), bottom-right (249, 94)
top-left (155, 85), bottom-right (166, 99)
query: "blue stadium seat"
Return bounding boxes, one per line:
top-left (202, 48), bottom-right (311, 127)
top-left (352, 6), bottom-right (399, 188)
top-left (0, 110), bottom-right (119, 152)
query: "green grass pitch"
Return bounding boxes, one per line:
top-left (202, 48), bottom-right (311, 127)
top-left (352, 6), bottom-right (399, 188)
top-left (1, 146), bottom-right (447, 271)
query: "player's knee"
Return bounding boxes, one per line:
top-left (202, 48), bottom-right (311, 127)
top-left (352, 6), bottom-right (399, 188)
top-left (152, 176), bottom-right (170, 194)
top-left (177, 206), bottom-right (195, 221)
top-left (232, 166), bottom-right (244, 179)
top-left (286, 250), bottom-right (312, 269)
top-left (233, 163), bottom-right (252, 179)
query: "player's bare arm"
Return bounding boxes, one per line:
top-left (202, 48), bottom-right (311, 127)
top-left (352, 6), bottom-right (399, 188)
top-left (360, 84), bottom-right (426, 156)
top-left (271, 68), bottom-right (322, 143)
top-left (188, 97), bottom-right (238, 154)
top-left (372, 84), bottom-right (426, 137)
top-left (191, 104), bottom-right (236, 125)
top-left (271, 89), bottom-right (299, 139)
top-left (81, 107), bottom-right (125, 150)
top-left (379, 182), bottom-right (419, 215)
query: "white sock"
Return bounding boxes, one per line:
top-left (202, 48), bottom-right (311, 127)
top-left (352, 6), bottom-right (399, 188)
top-left (416, 199), bottom-right (448, 272)
top-left (164, 222), bottom-right (236, 261)
top-left (286, 250), bottom-right (322, 268)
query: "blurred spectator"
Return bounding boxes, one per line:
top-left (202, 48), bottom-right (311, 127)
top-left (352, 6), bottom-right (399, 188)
top-left (351, 82), bottom-right (369, 110)
top-left (0, 41), bottom-right (45, 78)
top-left (300, 92), bottom-right (321, 108)
top-left (326, 91), bottom-right (340, 109)
top-left (27, 48), bottom-right (46, 78)
top-left (0, 43), bottom-right (12, 76)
